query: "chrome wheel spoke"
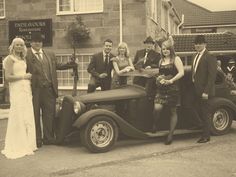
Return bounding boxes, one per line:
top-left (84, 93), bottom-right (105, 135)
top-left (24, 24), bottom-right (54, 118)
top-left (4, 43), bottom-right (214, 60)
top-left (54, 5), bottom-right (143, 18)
top-left (213, 109), bottom-right (229, 131)
top-left (90, 121), bottom-right (114, 148)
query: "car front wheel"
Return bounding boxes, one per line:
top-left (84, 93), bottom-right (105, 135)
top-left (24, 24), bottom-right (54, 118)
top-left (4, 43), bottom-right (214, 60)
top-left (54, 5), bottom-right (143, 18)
top-left (80, 115), bottom-right (118, 153)
top-left (209, 106), bottom-right (233, 135)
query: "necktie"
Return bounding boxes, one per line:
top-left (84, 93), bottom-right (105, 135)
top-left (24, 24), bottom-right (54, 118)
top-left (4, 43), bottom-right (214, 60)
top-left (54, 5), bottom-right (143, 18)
top-left (143, 52), bottom-right (148, 64)
top-left (193, 53), bottom-right (200, 71)
top-left (105, 54), bottom-right (109, 67)
top-left (35, 52), bottom-right (43, 61)
top-left (192, 53), bottom-right (201, 81)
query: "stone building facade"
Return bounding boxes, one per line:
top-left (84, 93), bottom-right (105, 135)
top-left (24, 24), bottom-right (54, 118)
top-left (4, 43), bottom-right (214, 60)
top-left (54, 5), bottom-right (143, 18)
top-left (0, 0), bottom-right (181, 100)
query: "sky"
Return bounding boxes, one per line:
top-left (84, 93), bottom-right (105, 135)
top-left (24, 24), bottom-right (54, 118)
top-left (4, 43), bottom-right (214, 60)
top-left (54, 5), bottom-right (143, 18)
top-left (187, 0), bottom-right (236, 11)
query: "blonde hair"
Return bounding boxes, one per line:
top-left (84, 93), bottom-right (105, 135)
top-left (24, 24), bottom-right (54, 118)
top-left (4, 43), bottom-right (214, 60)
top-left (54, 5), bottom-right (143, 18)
top-left (161, 36), bottom-right (176, 62)
top-left (8, 37), bottom-right (27, 58)
top-left (117, 42), bottom-right (129, 57)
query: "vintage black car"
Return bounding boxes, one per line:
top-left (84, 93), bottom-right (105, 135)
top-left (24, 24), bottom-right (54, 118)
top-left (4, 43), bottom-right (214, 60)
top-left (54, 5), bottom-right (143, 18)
top-left (55, 67), bottom-right (236, 153)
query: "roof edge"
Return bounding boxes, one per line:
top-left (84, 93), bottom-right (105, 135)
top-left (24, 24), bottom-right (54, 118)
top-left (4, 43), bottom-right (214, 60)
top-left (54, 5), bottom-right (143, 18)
top-left (183, 24), bottom-right (236, 28)
top-left (177, 50), bottom-right (236, 55)
top-left (173, 32), bottom-right (235, 36)
top-left (185, 0), bottom-right (212, 12)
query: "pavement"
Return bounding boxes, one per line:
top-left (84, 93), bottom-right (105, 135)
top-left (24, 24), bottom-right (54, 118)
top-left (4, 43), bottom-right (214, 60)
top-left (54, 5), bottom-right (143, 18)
top-left (0, 108), bottom-right (9, 120)
top-left (1, 124), bottom-right (236, 177)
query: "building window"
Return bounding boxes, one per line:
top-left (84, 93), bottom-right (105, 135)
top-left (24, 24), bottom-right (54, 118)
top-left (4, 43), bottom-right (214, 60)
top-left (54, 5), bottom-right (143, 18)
top-left (57, 0), bottom-right (103, 15)
top-left (151, 0), bottom-right (157, 22)
top-left (161, 4), bottom-right (168, 32)
top-left (0, 0), bottom-right (5, 19)
top-left (56, 54), bottom-right (92, 90)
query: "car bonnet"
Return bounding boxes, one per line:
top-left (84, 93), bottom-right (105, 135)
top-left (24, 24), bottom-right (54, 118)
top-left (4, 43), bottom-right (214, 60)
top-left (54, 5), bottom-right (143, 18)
top-left (78, 85), bottom-right (146, 103)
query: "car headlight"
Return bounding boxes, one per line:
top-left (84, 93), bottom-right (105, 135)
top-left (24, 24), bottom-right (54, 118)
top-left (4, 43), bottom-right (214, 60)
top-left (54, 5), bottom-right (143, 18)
top-left (73, 101), bottom-right (86, 114)
top-left (73, 101), bottom-right (81, 114)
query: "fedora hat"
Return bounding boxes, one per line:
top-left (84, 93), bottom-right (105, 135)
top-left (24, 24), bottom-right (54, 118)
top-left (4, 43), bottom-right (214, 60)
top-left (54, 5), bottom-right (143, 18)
top-left (194, 35), bottom-right (206, 44)
top-left (31, 32), bottom-right (44, 42)
top-left (228, 59), bottom-right (235, 64)
top-left (143, 36), bottom-right (155, 44)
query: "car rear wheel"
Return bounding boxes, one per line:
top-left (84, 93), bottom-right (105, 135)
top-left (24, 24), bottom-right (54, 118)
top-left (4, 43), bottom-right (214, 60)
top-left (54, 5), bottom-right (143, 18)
top-left (80, 115), bottom-right (118, 153)
top-left (208, 106), bottom-right (232, 135)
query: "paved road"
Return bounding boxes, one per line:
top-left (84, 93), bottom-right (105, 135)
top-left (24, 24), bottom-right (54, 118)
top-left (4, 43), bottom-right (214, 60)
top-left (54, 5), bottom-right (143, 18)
top-left (0, 118), bottom-right (236, 177)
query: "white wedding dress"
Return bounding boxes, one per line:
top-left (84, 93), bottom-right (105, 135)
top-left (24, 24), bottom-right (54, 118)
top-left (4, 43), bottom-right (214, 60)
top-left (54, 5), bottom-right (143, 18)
top-left (1, 55), bottom-right (37, 159)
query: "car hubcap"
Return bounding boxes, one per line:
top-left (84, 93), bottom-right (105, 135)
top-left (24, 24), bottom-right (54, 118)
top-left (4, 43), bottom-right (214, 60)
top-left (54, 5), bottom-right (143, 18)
top-left (213, 109), bottom-right (230, 131)
top-left (90, 121), bottom-right (114, 147)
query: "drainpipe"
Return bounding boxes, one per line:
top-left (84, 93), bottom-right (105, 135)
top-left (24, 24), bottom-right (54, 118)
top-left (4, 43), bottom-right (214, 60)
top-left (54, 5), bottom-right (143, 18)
top-left (119, 0), bottom-right (123, 43)
top-left (177, 14), bottom-right (184, 34)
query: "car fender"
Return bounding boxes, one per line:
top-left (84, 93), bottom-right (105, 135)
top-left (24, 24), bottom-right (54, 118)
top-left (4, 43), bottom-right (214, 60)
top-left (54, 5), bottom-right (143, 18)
top-left (72, 109), bottom-right (149, 139)
top-left (208, 97), bottom-right (236, 120)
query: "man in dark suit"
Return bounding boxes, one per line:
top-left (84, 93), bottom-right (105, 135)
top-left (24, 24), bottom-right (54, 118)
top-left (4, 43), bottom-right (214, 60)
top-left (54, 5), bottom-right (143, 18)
top-left (225, 59), bottom-right (236, 82)
top-left (133, 36), bottom-right (161, 87)
top-left (191, 35), bottom-right (217, 143)
top-left (26, 32), bottom-right (76, 147)
top-left (87, 39), bottom-right (115, 93)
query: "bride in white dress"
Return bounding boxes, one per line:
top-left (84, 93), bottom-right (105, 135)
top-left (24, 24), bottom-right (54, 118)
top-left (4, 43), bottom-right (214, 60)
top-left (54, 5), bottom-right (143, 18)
top-left (1, 37), bottom-right (37, 159)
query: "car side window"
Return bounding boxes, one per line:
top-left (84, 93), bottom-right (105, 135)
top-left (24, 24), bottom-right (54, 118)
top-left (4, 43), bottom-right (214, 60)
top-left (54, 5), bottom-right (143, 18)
top-left (215, 73), bottom-right (223, 85)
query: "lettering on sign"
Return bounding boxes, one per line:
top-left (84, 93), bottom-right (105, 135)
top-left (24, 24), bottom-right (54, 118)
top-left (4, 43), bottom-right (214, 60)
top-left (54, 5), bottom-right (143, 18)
top-left (9, 19), bottom-right (52, 47)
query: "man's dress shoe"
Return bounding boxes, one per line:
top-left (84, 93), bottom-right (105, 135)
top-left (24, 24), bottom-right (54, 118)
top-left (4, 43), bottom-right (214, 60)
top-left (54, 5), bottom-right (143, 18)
top-left (197, 137), bottom-right (210, 143)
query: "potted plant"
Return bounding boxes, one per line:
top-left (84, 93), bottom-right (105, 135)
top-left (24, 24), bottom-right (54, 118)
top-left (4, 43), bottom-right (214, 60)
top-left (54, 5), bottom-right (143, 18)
top-left (66, 16), bottom-right (90, 96)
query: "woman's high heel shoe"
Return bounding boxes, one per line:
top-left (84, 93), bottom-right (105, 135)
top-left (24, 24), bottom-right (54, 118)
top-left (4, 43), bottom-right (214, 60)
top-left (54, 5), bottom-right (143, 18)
top-left (165, 135), bottom-right (173, 145)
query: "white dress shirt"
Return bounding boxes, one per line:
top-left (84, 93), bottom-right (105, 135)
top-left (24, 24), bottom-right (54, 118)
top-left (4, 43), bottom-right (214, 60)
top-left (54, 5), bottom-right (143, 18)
top-left (193, 48), bottom-right (206, 73)
top-left (31, 48), bottom-right (43, 61)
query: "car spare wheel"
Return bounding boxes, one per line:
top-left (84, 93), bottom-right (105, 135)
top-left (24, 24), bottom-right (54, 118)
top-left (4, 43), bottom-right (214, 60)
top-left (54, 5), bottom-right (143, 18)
top-left (208, 106), bottom-right (233, 136)
top-left (80, 115), bottom-right (118, 153)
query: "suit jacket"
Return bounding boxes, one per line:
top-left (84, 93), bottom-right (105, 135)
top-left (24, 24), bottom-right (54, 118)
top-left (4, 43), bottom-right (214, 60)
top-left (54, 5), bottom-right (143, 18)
top-left (87, 52), bottom-right (115, 79)
top-left (26, 49), bottom-right (70, 97)
top-left (133, 49), bottom-right (161, 69)
top-left (192, 49), bottom-right (217, 97)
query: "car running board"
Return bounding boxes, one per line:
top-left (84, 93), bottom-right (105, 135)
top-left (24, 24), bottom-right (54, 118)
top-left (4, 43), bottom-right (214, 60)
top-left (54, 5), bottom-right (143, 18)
top-left (145, 129), bottom-right (202, 138)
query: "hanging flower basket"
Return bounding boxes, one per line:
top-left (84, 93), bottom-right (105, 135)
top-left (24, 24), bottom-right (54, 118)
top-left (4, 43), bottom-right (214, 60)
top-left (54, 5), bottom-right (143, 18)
top-left (66, 15), bottom-right (90, 47)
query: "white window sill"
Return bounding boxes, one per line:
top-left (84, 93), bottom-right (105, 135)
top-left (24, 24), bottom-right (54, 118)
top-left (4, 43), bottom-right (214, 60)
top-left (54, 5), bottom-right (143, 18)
top-left (56, 10), bottom-right (103, 16)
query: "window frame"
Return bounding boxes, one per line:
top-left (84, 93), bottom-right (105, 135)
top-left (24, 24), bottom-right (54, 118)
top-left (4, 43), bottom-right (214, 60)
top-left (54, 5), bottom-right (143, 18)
top-left (0, 75), bottom-right (4, 87)
top-left (0, 56), bottom-right (4, 87)
top-left (56, 0), bottom-right (104, 15)
top-left (56, 53), bottom-right (92, 90)
top-left (160, 3), bottom-right (168, 32)
top-left (0, 0), bottom-right (5, 19)
top-left (150, 0), bottom-right (158, 22)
